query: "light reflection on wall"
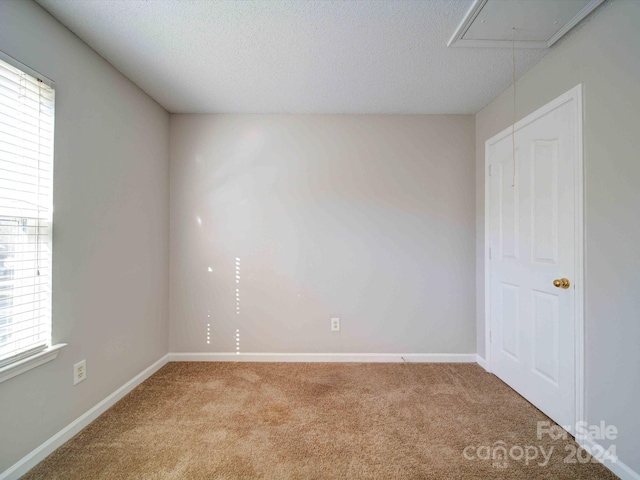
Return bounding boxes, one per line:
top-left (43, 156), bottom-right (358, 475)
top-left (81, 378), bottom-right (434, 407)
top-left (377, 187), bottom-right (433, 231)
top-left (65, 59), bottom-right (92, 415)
top-left (235, 257), bottom-right (241, 354)
top-left (206, 310), bottom-right (211, 345)
top-left (235, 257), bottom-right (240, 314)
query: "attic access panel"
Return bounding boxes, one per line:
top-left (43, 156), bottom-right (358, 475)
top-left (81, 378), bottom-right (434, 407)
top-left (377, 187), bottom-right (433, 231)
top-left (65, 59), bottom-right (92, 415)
top-left (448, 0), bottom-right (604, 49)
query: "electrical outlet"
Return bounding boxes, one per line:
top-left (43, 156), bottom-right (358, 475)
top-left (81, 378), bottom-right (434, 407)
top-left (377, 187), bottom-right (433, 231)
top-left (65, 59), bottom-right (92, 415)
top-left (74, 360), bottom-right (86, 385)
top-left (331, 317), bottom-right (340, 332)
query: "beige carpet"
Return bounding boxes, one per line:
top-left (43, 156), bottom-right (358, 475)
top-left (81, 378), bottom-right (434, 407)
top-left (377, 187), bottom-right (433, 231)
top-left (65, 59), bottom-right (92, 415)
top-left (23, 362), bottom-right (617, 479)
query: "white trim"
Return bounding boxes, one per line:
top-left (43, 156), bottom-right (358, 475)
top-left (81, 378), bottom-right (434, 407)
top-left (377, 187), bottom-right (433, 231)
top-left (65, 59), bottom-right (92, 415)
top-left (0, 354), bottom-right (170, 480)
top-left (475, 354), bottom-right (488, 371)
top-left (484, 137), bottom-right (492, 372)
top-left (0, 50), bottom-right (55, 87)
top-left (578, 437), bottom-right (640, 480)
top-left (448, 0), bottom-right (488, 47)
top-left (452, 39), bottom-right (548, 49)
top-left (546, 0), bottom-right (605, 47)
top-left (168, 352), bottom-right (477, 363)
top-left (573, 85), bottom-right (586, 434)
top-left (448, 0), bottom-right (604, 49)
top-left (483, 84), bottom-right (585, 429)
top-left (0, 344), bottom-right (66, 384)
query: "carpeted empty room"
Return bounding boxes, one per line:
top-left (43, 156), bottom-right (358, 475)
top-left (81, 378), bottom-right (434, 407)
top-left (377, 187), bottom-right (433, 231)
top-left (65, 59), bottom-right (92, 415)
top-left (1, 1), bottom-right (639, 479)
top-left (20, 363), bottom-right (617, 479)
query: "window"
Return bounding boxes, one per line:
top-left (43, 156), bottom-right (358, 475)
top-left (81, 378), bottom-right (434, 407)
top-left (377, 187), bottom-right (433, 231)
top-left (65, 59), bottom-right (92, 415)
top-left (0, 53), bottom-right (54, 370)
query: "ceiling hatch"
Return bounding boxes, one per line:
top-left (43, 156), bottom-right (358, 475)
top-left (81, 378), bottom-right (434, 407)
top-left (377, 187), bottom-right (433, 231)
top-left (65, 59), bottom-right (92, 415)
top-left (448, 0), bottom-right (605, 49)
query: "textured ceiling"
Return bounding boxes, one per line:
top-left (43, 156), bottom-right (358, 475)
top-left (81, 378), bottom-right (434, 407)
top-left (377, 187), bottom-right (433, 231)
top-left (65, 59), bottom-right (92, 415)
top-left (36, 0), bottom-right (549, 114)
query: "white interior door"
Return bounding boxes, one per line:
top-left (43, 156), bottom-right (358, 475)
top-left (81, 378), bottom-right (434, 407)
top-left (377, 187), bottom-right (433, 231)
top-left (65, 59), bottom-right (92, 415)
top-left (487, 87), bottom-right (582, 428)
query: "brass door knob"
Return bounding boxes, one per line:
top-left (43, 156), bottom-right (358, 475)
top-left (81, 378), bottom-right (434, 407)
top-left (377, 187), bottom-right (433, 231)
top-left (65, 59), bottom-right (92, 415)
top-left (553, 278), bottom-right (571, 289)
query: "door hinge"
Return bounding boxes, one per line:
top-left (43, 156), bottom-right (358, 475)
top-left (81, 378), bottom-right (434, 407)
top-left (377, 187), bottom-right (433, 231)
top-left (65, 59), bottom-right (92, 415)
top-left (489, 165), bottom-right (492, 176)
top-left (489, 247), bottom-right (492, 259)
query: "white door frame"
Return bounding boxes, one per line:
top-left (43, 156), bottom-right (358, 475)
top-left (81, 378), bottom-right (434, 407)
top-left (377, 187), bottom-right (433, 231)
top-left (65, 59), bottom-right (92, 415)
top-left (483, 84), bottom-right (585, 431)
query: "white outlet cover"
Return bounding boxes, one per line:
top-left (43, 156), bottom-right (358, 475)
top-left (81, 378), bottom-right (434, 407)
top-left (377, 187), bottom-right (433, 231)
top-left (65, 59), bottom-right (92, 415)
top-left (74, 359), bottom-right (86, 385)
top-left (331, 317), bottom-right (340, 332)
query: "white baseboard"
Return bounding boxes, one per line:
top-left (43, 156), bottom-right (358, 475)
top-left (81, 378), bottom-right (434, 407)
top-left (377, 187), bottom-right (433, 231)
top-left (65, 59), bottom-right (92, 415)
top-left (0, 354), bottom-right (170, 480)
top-left (578, 437), bottom-right (640, 480)
top-left (476, 354), bottom-right (488, 371)
top-left (168, 352), bottom-right (478, 363)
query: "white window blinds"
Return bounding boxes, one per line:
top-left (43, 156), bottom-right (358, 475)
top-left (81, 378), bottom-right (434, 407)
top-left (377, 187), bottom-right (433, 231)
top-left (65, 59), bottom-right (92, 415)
top-left (0, 55), bottom-right (54, 368)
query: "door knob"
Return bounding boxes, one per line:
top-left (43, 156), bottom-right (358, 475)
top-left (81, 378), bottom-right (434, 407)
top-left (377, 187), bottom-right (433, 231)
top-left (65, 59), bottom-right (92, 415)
top-left (553, 278), bottom-right (571, 289)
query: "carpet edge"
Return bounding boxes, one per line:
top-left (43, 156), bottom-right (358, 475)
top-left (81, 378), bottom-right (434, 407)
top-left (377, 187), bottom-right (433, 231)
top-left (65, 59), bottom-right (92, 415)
top-left (0, 353), bottom-right (171, 480)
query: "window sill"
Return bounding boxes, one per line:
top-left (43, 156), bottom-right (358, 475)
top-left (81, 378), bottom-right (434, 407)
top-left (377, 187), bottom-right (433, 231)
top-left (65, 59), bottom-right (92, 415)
top-left (0, 344), bottom-right (67, 384)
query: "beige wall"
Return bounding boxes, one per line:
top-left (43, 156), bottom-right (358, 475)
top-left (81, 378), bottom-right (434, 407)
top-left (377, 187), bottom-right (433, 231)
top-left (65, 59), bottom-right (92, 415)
top-left (476, 0), bottom-right (640, 472)
top-left (0, 0), bottom-right (170, 471)
top-left (170, 114), bottom-right (476, 354)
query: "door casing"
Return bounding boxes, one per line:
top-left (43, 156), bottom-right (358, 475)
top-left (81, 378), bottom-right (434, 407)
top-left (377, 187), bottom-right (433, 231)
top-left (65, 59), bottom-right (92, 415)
top-left (483, 84), bottom-right (585, 432)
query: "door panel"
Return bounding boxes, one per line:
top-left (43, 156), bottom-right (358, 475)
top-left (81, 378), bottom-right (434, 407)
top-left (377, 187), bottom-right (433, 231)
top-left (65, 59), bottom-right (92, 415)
top-left (499, 152), bottom-right (519, 261)
top-left (532, 140), bottom-right (559, 265)
top-left (532, 289), bottom-right (559, 384)
top-left (500, 282), bottom-right (520, 360)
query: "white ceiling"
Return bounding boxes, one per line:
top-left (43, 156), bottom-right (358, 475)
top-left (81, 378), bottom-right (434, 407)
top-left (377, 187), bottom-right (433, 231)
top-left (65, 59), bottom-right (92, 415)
top-left (36, 0), bottom-right (551, 114)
